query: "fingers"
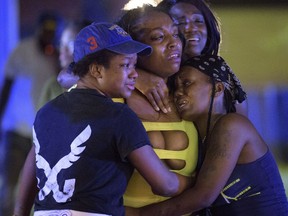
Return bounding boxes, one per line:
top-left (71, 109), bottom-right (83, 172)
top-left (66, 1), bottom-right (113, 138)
top-left (134, 71), bottom-right (171, 113)
top-left (146, 84), bottom-right (171, 113)
top-left (156, 83), bottom-right (171, 113)
top-left (146, 90), bottom-right (162, 112)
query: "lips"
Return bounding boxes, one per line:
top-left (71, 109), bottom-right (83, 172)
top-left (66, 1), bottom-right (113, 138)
top-left (126, 82), bottom-right (136, 91)
top-left (187, 37), bottom-right (200, 41)
top-left (167, 52), bottom-right (181, 64)
top-left (176, 98), bottom-right (188, 111)
top-left (186, 35), bottom-right (201, 45)
top-left (168, 52), bottom-right (180, 59)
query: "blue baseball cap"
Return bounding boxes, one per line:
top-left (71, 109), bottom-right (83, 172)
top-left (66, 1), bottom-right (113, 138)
top-left (73, 22), bottom-right (152, 63)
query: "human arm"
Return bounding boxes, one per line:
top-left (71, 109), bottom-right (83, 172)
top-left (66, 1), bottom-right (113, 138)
top-left (135, 70), bottom-right (171, 113)
top-left (13, 146), bottom-right (38, 216)
top-left (57, 67), bottom-right (79, 90)
top-left (133, 114), bottom-right (247, 215)
top-left (127, 145), bottom-right (191, 197)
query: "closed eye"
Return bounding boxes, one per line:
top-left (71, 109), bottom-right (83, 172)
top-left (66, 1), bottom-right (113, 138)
top-left (151, 35), bottom-right (164, 41)
top-left (183, 80), bottom-right (192, 87)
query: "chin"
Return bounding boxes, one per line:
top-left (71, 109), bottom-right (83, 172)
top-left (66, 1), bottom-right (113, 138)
top-left (121, 92), bottom-right (132, 99)
top-left (179, 109), bottom-right (192, 121)
top-left (165, 68), bottom-right (179, 77)
top-left (185, 48), bottom-right (202, 57)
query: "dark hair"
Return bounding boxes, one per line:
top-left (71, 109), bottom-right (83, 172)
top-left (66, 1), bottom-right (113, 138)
top-left (117, 4), bottom-right (184, 93)
top-left (73, 50), bottom-right (119, 77)
top-left (117, 4), bottom-right (174, 40)
top-left (37, 11), bottom-right (65, 48)
top-left (206, 79), bottom-right (236, 114)
top-left (157, 0), bottom-right (221, 55)
top-left (224, 89), bottom-right (236, 113)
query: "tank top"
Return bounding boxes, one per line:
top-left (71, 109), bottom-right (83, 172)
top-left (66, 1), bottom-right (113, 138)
top-left (210, 150), bottom-right (288, 216)
top-left (124, 120), bottom-right (198, 207)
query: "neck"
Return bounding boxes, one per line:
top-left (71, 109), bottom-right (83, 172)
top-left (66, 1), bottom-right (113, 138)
top-left (196, 97), bottom-right (226, 141)
top-left (136, 67), bottom-right (169, 83)
top-left (195, 113), bottom-right (224, 143)
top-left (76, 77), bottom-right (106, 96)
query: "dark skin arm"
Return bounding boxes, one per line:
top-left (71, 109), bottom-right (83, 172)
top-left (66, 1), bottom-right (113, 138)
top-left (13, 146), bottom-right (38, 216)
top-left (128, 145), bottom-right (191, 197)
top-left (126, 114), bottom-right (266, 216)
top-left (13, 145), bottom-right (191, 216)
top-left (57, 67), bottom-right (79, 90)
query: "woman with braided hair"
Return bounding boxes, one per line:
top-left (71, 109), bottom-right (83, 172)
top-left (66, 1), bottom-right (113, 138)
top-left (127, 55), bottom-right (288, 216)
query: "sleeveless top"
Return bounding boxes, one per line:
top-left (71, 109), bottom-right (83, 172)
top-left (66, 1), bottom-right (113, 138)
top-left (124, 120), bottom-right (198, 207)
top-left (210, 150), bottom-right (288, 216)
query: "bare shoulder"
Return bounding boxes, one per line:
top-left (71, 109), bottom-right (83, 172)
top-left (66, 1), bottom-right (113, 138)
top-left (211, 113), bottom-right (256, 147)
top-left (216, 113), bottom-right (253, 130)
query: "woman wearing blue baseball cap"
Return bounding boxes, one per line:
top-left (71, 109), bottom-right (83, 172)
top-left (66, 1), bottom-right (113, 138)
top-left (13, 22), bottom-right (191, 216)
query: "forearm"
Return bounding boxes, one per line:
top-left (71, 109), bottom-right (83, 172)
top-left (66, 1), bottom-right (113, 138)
top-left (139, 187), bottom-right (211, 216)
top-left (13, 147), bottom-right (38, 216)
top-left (173, 174), bottom-right (194, 196)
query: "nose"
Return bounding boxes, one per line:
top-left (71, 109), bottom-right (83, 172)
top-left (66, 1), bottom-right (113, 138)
top-left (130, 67), bottom-right (138, 80)
top-left (184, 21), bottom-right (197, 33)
top-left (174, 82), bottom-right (183, 97)
top-left (174, 88), bottom-right (182, 98)
top-left (168, 35), bottom-right (182, 50)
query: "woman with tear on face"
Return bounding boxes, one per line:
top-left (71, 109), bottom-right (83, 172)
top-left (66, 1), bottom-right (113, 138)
top-left (127, 55), bottom-right (288, 216)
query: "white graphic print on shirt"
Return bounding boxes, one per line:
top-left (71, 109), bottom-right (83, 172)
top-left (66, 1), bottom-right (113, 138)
top-left (33, 125), bottom-right (91, 203)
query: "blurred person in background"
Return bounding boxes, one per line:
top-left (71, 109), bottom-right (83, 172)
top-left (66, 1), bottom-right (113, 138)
top-left (0, 11), bottom-right (63, 216)
top-left (37, 19), bottom-right (91, 108)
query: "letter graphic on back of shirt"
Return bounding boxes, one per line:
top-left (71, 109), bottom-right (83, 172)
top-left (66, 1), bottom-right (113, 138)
top-left (33, 125), bottom-right (91, 202)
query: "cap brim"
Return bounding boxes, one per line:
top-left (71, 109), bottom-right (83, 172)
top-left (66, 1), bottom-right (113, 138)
top-left (107, 40), bottom-right (152, 56)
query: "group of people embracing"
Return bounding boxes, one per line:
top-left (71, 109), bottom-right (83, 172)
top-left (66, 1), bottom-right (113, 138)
top-left (13, 0), bottom-right (288, 216)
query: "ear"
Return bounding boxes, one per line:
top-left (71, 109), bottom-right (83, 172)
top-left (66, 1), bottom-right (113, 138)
top-left (214, 82), bottom-right (224, 98)
top-left (89, 63), bottom-right (104, 79)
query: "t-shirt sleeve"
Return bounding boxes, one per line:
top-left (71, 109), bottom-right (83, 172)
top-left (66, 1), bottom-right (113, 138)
top-left (115, 105), bottom-right (151, 161)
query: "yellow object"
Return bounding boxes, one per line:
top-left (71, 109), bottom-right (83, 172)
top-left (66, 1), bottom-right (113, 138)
top-left (124, 120), bottom-right (198, 207)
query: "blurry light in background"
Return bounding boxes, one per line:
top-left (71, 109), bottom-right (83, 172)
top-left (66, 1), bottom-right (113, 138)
top-left (123, 0), bottom-right (161, 10)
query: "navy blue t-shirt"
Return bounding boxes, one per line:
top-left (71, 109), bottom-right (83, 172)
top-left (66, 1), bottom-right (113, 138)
top-left (33, 88), bottom-right (151, 215)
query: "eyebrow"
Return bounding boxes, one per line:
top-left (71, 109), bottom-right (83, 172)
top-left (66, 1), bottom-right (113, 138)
top-left (142, 24), bottom-right (178, 33)
top-left (176, 12), bottom-right (204, 20)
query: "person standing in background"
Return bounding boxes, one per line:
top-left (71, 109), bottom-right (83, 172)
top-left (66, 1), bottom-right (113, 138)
top-left (0, 11), bottom-right (63, 216)
top-left (37, 19), bottom-right (91, 108)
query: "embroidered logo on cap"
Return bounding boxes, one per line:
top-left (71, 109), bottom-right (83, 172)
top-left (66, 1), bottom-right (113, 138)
top-left (109, 24), bottom-right (129, 37)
